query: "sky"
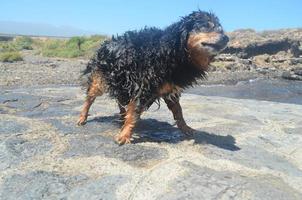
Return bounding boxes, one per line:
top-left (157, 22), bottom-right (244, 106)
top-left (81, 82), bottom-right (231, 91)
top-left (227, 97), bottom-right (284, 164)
top-left (1, 0), bottom-right (302, 36)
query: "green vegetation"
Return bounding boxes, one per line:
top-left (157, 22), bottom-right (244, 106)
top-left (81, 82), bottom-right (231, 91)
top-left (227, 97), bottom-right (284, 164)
top-left (0, 35), bottom-right (108, 62)
top-left (39, 35), bottom-right (107, 58)
top-left (0, 36), bottom-right (35, 62)
top-left (68, 36), bottom-right (85, 50)
top-left (0, 37), bottom-right (28, 62)
top-left (0, 51), bottom-right (23, 62)
top-left (14, 36), bottom-right (33, 50)
top-left (0, 36), bottom-right (33, 51)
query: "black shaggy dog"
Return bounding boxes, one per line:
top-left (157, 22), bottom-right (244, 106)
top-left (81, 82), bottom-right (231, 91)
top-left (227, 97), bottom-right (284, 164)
top-left (77, 10), bottom-right (229, 145)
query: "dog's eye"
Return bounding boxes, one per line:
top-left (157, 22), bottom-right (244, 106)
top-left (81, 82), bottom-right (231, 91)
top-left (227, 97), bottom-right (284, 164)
top-left (199, 27), bottom-right (209, 33)
top-left (216, 26), bottom-right (223, 32)
top-left (193, 23), bottom-right (208, 32)
top-left (208, 22), bottom-right (215, 28)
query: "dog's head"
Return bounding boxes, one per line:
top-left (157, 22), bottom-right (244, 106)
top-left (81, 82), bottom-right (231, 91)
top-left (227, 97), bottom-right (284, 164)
top-left (179, 11), bottom-right (228, 70)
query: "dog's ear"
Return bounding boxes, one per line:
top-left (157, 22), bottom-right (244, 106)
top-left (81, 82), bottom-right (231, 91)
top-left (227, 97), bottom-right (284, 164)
top-left (180, 28), bottom-right (188, 48)
top-left (179, 15), bottom-right (196, 43)
top-left (178, 20), bottom-right (191, 62)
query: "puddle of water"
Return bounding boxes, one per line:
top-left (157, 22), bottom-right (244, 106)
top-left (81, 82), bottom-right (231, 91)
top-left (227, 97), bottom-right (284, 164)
top-left (186, 78), bottom-right (302, 105)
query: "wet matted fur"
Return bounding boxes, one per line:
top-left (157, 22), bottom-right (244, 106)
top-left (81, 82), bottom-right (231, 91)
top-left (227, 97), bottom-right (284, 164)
top-left (78, 10), bottom-right (229, 145)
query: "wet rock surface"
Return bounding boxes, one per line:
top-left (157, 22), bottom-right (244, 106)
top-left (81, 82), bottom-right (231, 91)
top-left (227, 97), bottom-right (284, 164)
top-left (158, 161), bottom-right (302, 200)
top-left (282, 67), bottom-right (302, 81)
top-left (0, 85), bottom-right (302, 199)
top-left (188, 78), bottom-right (302, 105)
top-left (0, 137), bottom-right (52, 170)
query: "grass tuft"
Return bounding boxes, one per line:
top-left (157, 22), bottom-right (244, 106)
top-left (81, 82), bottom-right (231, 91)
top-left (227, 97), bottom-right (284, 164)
top-left (0, 51), bottom-right (23, 62)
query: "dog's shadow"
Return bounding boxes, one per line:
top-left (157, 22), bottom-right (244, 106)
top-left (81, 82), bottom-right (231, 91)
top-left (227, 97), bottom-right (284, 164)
top-left (87, 116), bottom-right (240, 151)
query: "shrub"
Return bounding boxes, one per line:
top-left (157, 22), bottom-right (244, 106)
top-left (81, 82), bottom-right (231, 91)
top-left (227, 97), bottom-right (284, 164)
top-left (0, 42), bottom-right (17, 52)
top-left (0, 51), bottom-right (23, 62)
top-left (68, 36), bottom-right (85, 50)
top-left (14, 36), bottom-right (33, 50)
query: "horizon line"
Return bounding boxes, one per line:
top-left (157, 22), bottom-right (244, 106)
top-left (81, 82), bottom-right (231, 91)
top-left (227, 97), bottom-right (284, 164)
top-left (1, 27), bottom-right (302, 38)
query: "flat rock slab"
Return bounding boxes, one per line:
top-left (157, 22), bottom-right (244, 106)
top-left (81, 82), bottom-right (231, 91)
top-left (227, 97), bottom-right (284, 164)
top-left (0, 86), bottom-right (302, 200)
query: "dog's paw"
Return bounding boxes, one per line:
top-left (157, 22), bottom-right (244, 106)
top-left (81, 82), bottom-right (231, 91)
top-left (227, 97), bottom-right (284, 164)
top-left (77, 116), bottom-right (87, 126)
top-left (114, 134), bottom-right (132, 145)
top-left (180, 125), bottom-right (196, 136)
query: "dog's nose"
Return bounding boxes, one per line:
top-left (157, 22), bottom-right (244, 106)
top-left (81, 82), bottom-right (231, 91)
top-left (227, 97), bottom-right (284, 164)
top-left (218, 34), bottom-right (229, 47)
top-left (200, 34), bottom-right (229, 51)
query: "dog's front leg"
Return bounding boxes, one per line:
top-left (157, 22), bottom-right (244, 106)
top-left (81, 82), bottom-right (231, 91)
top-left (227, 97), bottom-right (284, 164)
top-left (115, 100), bottom-right (139, 145)
top-left (164, 97), bottom-right (196, 136)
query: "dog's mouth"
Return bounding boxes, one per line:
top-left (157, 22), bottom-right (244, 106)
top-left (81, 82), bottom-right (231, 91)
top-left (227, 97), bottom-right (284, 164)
top-left (201, 42), bottom-right (227, 56)
top-left (200, 34), bottom-right (229, 55)
top-left (202, 42), bottom-right (221, 49)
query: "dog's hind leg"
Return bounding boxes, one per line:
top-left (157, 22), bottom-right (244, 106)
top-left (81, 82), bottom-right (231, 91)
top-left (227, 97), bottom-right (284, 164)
top-left (77, 96), bottom-right (96, 126)
top-left (118, 103), bottom-right (126, 121)
top-left (164, 97), bottom-right (196, 136)
top-left (115, 100), bottom-right (139, 145)
top-left (77, 71), bottom-right (107, 126)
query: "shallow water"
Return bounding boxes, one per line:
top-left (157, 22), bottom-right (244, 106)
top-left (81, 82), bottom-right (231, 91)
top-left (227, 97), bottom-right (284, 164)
top-left (186, 78), bottom-right (302, 105)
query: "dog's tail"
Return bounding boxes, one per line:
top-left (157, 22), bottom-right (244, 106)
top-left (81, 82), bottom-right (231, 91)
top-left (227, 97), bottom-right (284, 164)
top-left (82, 39), bottom-right (109, 76)
top-left (82, 59), bottom-right (96, 76)
top-left (80, 57), bottom-right (98, 91)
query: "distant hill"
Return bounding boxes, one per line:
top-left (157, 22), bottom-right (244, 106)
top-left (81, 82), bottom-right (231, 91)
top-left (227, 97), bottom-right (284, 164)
top-left (0, 21), bottom-right (97, 37)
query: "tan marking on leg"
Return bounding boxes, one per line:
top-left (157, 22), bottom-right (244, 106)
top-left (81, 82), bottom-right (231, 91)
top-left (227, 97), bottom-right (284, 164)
top-left (158, 83), bottom-right (182, 97)
top-left (164, 98), bottom-right (195, 135)
top-left (77, 96), bottom-right (96, 125)
top-left (115, 100), bottom-right (138, 145)
top-left (87, 71), bottom-right (107, 97)
top-left (77, 71), bottom-right (107, 126)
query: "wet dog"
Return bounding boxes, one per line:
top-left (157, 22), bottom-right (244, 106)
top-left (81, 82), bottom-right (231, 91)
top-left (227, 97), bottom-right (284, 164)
top-left (77, 10), bottom-right (229, 145)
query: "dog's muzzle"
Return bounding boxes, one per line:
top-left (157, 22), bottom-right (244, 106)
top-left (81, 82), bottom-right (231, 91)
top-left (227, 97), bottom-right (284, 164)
top-left (201, 34), bottom-right (229, 55)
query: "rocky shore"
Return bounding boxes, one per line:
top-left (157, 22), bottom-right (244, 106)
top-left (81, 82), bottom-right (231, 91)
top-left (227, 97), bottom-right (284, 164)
top-left (1, 86), bottom-right (302, 199)
top-left (212, 29), bottom-right (302, 82)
